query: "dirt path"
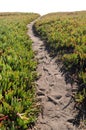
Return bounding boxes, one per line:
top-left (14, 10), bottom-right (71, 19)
top-left (28, 20), bottom-right (79, 130)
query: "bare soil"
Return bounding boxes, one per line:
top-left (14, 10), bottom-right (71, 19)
top-left (27, 20), bottom-right (82, 130)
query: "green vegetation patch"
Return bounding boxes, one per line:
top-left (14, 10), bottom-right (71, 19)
top-left (34, 11), bottom-right (86, 111)
top-left (0, 13), bottom-right (39, 129)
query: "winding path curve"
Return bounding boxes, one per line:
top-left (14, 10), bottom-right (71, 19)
top-left (27, 20), bottom-right (79, 130)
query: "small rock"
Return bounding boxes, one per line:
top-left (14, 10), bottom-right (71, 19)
top-left (54, 73), bottom-right (59, 75)
top-left (72, 88), bottom-right (78, 92)
top-left (53, 95), bottom-right (62, 100)
top-left (43, 66), bottom-right (49, 72)
top-left (49, 83), bottom-right (55, 87)
top-left (66, 88), bottom-right (71, 91)
top-left (39, 47), bottom-right (43, 50)
top-left (65, 93), bottom-right (71, 97)
top-left (37, 96), bottom-right (44, 102)
top-left (66, 123), bottom-right (74, 130)
top-left (37, 73), bottom-right (42, 79)
top-left (39, 56), bottom-right (45, 60)
top-left (47, 95), bottom-right (58, 105)
top-left (67, 119), bottom-right (75, 123)
top-left (39, 88), bottom-right (46, 92)
top-left (48, 72), bottom-right (51, 75)
top-left (37, 91), bottom-right (45, 96)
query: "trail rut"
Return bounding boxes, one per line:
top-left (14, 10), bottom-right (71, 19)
top-left (28, 20), bottom-right (80, 130)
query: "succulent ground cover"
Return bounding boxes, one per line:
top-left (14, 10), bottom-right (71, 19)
top-left (34, 11), bottom-right (86, 113)
top-left (0, 13), bottom-right (39, 129)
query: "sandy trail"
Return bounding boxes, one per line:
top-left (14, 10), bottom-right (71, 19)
top-left (27, 20), bottom-right (79, 130)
